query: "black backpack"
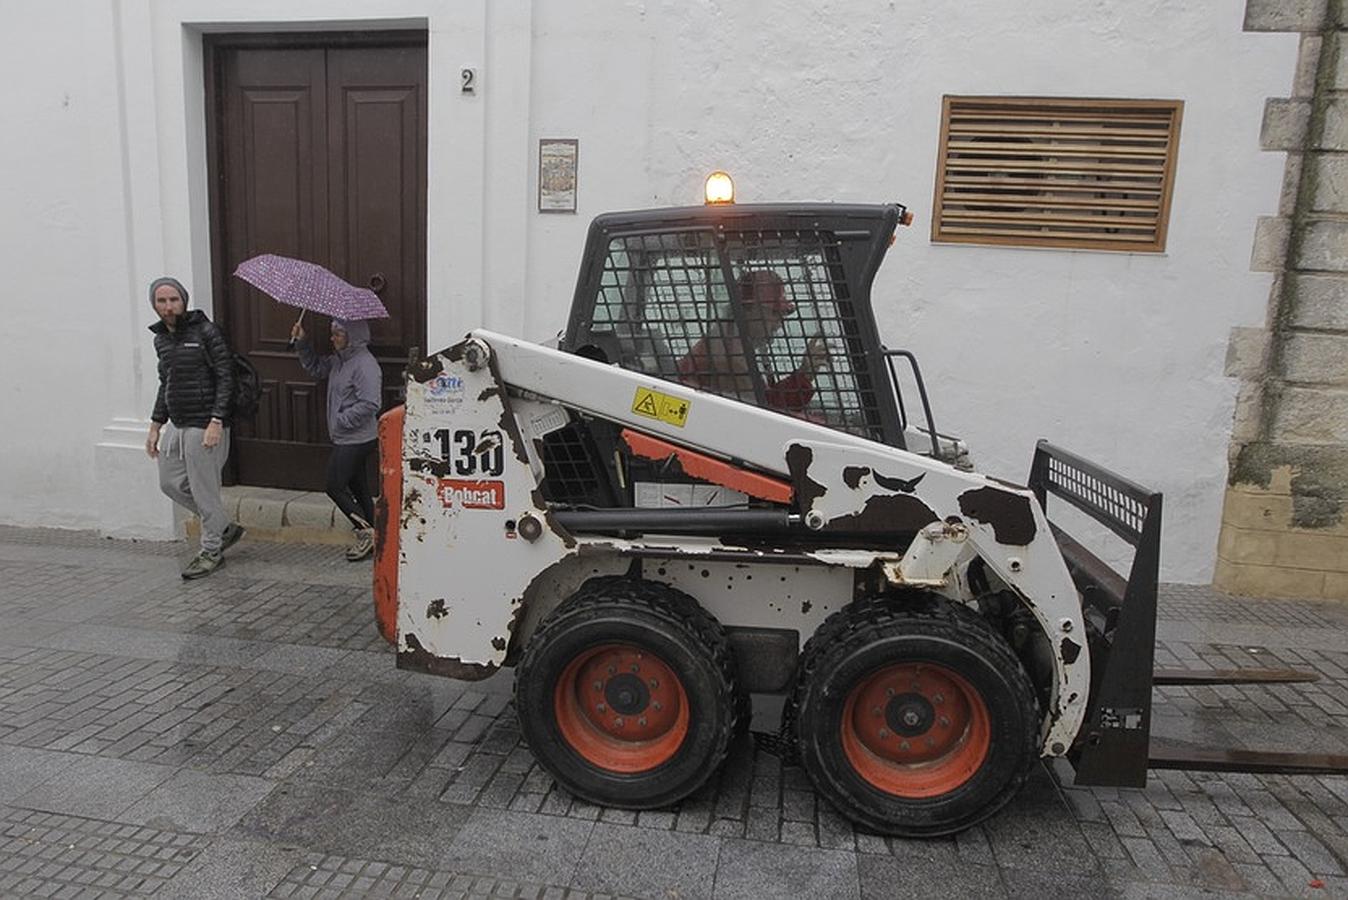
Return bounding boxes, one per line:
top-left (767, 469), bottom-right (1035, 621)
top-left (231, 351), bottom-right (262, 420)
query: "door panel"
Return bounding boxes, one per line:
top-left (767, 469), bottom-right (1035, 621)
top-left (209, 36), bottom-right (427, 491)
top-left (327, 47), bottom-right (428, 403)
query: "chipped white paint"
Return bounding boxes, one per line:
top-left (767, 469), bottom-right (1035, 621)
top-left (789, 439), bottom-right (1089, 751)
top-left (398, 345), bottom-right (573, 668)
top-left (401, 331), bottom-right (1089, 753)
top-left (896, 522), bottom-right (973, 588)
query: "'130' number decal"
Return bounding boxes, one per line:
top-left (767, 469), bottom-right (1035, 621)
top-left (432, 428), bottom-right (504, 477)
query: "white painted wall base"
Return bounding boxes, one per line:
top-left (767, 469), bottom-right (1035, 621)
top-left (95, 420), bottom-right (178, 541)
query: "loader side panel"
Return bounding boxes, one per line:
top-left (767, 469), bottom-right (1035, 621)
top-left (396, 343), bottom-right (575, 677)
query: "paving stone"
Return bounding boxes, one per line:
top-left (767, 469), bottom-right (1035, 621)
top-left (985, 804), bottom-right (1098, 874)
top-left (1262, 852), bottom-right (1321, 897)
top-left (121, 768), bottom-right (277, 833)
top-left (262, 851), bottom-right (590, 900)
top-left (13, 756), bottom-right (176, 820)
top-left (1278, 829), bottom-right (1345, 876)
top-left (779, 820), bottom-right (818, 847)
top-left (1079, 822), bottom-right (1128, 861)
top-left (1100, 798), bottom-right (1149, 838)
top-left (708, 817), bottom-right (746, 839)
top-left (1144, 823), bottom-right (1194, 869)
top-left (159, 835), bottom-right (297, 899)
top-left (233, 781), bottom-right (472, 869)
top-left (570, 821), bottom-right (719, 899)
top-left (1183, 847), bottom-right (1250, 893)
top-left (715, 839), bottom-right (858, 899)
top-left (1119, 837), bottom-right (1176, 884)
top-left (439, 808), bottom-right (593, 884)
top-left (857, 852), bottom-right (1004, 899)
top-left (634, 809), bottom-right (675, 830)
top-left (0, 747), bottom-right (81, 805)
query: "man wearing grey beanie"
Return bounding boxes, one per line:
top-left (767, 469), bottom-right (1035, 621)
top-left (145, 277), bottom-right (245, 578)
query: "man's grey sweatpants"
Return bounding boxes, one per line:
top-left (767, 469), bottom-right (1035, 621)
top-left (157, 423), bottom-right (231, 553)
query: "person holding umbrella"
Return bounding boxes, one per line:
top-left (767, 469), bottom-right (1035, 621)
top-left (291, 316), bottom-right (382, 560)
top-left (233, 254), bottom-right (391, 562)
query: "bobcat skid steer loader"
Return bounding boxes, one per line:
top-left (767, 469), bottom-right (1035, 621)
top-left (371, 194), bottom-right (1348, 836)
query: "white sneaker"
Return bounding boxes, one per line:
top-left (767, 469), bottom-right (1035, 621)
top-left (346, 529), bottom-right (374, 562)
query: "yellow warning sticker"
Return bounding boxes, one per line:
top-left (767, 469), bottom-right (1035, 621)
top-left (632, 387), bottom-right (690, 428)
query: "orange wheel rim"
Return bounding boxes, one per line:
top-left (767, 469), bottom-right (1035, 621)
top-left (553, 643), bottom-right (690, 773)
top-left (840, 662), bottom-right (991, 798)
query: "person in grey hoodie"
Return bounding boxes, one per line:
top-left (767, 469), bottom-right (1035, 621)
top-left (291, 317), bottom-right (383, 560)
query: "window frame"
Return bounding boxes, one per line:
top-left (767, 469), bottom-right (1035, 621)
top-left (931, 95), bottom-right (1184, 253)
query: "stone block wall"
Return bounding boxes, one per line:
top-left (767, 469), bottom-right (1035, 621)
top-left (1216, 1), bottom-right (1348, 599)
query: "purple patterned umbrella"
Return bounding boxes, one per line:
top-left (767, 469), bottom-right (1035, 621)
top-left (232, 254), bottom-right (389, 320)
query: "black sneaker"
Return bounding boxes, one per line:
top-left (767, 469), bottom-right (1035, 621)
top-left (182, 550), bottom-right (224, 580)
top-left (221, 523), bottom-right (246, 552)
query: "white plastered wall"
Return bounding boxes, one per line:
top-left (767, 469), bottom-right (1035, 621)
top-left (0, 0), bottom-right (514, 539)
top-left (0, 0), bottom-right (1297, 582)
top-left (518, 1), bottom-right (1298, 583)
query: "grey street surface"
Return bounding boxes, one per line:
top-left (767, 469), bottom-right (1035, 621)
top-left (0, 525), bottom-right (1345, 899)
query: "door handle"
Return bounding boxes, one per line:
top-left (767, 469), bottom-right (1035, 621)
top-left (369, 273), bottom-right (387, 295)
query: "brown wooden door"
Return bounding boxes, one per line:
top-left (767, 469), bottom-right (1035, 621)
top-left (207, 34), bottom-right (427, 490)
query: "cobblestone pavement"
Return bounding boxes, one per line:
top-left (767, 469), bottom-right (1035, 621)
top-left (0, 525), bottom-right (1345, 898)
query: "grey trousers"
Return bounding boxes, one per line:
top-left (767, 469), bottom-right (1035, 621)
top-left (158, 423), bottom-right (231, 553)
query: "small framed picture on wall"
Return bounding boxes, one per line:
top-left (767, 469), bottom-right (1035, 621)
top-left (538, 138), bottom-right (579, 213)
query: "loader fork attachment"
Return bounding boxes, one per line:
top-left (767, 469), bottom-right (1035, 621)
top-left (1148, 742), bottom-right (1348, 776)
top-left (1029, 440), bottom-right (1162, 788)
top-left (1150, 668), bottom-right (1318, 686)
top-left (1031, 441), bottom-right (1348, 785)
top-left (1145, 666), bottom-right (1348, 776)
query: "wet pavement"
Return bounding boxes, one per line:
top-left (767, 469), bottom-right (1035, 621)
top-left (0, 525), bottom-right (1345, 898)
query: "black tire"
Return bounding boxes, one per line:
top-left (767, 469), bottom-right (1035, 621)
top-left (792, 594), bottom-right (1040, 837)
top-left (514, 576), bottom-right (739, 809)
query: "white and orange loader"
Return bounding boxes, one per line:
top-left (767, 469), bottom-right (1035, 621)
top-left (371, 184), bottom-right (1348, 836)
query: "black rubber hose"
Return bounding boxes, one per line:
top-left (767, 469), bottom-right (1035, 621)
top-left (552, 508), bottom-right (796, 535)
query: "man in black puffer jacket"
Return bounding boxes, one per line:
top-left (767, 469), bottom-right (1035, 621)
top-left (145, 276), bottom-right (245, 579)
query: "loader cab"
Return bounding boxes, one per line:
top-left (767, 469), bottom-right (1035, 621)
top-left (561, 204), bottom-right (910, 449)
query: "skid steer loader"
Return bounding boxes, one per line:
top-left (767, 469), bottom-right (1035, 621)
top-left (372, 193), bottom-right (1348, 836)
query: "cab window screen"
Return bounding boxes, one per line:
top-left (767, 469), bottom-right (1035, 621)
top-left (587, 229), bottom-right (882, 440)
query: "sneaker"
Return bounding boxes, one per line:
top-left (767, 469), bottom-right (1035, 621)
top-left (346, 529), bottom-right (375, 562)
top-left (182, 550), bottom-right (224, 580)
top-left (221, 522), bottom-right (246, 552)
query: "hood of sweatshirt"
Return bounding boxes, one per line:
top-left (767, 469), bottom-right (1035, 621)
top-left (333, 318), bottom-right (371, 361)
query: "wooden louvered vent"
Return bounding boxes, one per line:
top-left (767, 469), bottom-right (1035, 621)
top-left (932, 97), bottom-right (1183, 252)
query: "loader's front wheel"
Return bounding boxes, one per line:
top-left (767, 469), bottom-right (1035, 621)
top-left (793, 596), bottom-right (1039, 837)
top-left (515, 577), bottom-right (739, 809)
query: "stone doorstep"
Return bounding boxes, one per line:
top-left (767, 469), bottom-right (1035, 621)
top-left (182, 486), bottom-right (358, 546)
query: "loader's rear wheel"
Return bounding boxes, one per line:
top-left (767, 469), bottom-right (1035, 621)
top-left (793, 595), bottom-right (1039, 837)
top-left (515, 577), bottom-right (739, 809)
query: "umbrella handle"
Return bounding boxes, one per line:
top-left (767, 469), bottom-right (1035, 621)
top-left (286, 309), bottom-right (306, 351)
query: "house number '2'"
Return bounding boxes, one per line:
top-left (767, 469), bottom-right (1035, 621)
top-left (461, 68), bottom-right (476, 94)
top-left (434, 428), bottom-right (503, 477)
